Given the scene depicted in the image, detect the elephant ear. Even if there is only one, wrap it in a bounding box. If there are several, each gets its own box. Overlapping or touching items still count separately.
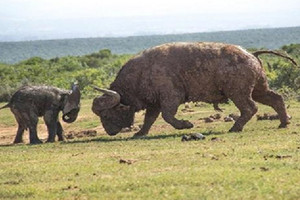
[63,83,81,116]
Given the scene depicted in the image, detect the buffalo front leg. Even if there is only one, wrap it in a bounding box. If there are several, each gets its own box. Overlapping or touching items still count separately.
[253,90,290,128]
[56,122,64,141]
[44,110,59,143]
[229,96,258,132]
[133,105,161,137]
[160,94,193,130]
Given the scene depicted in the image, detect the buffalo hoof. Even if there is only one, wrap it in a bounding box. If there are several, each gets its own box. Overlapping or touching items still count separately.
[132,131,148,139]
[30,139,43,145]
[184,121,194,129]
[229,126,243,132]
[278,123,288,128]
[132,134,147,139]
[175,120,194,129]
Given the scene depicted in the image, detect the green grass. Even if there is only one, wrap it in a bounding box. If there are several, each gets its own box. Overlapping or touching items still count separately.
[0,100,300,199]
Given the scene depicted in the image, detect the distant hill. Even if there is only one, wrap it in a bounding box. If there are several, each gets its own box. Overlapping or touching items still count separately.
[1,26,300,64]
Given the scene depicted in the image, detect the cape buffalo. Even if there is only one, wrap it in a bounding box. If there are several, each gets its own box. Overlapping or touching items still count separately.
[0,84,81,144]
[92,42,296,137]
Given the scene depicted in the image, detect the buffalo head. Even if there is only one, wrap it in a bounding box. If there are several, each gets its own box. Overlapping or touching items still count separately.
[62,84,81,123]
[92,86,134,135]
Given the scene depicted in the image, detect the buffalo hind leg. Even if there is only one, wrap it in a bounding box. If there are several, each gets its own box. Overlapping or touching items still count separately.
[229,96,258,132]
[161,96,193,130]
[253,90,289,128]
[133,105,161,137]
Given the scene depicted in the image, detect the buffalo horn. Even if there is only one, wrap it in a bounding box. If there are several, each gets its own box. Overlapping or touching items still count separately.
[92,85,121,106]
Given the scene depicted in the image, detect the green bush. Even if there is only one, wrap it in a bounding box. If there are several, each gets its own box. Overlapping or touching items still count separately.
[0,44,299,102]
[0,50,130,102]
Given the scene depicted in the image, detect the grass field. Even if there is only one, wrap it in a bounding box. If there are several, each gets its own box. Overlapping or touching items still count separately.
[0,99,299,199]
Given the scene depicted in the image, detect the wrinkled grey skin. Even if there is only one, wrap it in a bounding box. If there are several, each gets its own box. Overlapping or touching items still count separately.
[92,42,296,137]
[0,85,81,144]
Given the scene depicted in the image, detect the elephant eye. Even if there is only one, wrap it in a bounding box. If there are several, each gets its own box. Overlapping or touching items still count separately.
[101,112,108,119]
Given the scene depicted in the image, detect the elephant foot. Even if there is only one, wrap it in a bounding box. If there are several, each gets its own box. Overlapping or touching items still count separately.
[13,139,24,144]
[30,139,43,145]
[46,139,55,143]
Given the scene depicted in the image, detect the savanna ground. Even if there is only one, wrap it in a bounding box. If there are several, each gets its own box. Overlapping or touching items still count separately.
[0,99,299,199]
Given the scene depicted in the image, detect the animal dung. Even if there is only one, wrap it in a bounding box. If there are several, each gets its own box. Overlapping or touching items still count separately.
[119,158,137,164]
[201,113,222,123]
[228,113,239,121]
[65,130,97,139]
[256,113,279,121]
[181,133,206,141]
[204,117,215,123]
[194,102,206,107]
[224,116,234,122]
[210,137,224,142]
[211,113,222,120]
[120,125,141,133]
[181,108,195,113]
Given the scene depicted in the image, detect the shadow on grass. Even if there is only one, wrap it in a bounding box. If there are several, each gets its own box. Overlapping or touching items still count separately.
[61,133,183,144]
[0,131,226,147]
[61,130,226,145]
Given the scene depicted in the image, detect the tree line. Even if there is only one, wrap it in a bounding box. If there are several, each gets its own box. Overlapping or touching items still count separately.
[1,26,300,64]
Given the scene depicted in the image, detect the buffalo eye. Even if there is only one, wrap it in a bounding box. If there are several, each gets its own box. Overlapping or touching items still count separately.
[118,104,129,111]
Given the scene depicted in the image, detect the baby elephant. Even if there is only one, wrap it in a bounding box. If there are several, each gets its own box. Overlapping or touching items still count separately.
[0,84,81,144]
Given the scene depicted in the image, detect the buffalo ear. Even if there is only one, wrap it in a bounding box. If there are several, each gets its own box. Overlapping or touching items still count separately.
[63,83,81,115]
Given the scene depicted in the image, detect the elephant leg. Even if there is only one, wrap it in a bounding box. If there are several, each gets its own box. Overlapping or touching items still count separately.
[133,105,161,137]
[44,110,59,143]
[12,112,25,144]
[56,121,64,141]
[11,107,41,144]
[13,125,25,144]
[28,114,42,144]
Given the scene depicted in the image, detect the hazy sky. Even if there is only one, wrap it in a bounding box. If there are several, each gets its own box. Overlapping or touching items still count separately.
[0,0,299,41]
[1,0,299,20]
